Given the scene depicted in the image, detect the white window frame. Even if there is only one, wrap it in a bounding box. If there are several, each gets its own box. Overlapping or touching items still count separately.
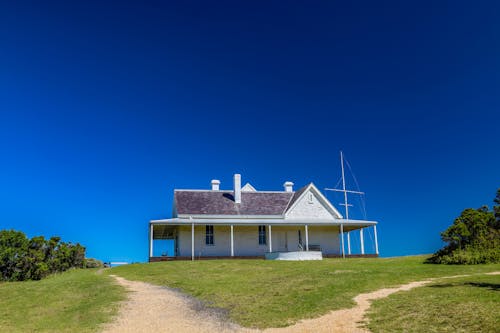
[258,225,267,245]
[205,225,214,245]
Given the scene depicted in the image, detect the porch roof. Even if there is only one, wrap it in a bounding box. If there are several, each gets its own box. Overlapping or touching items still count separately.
[150,217,377,230]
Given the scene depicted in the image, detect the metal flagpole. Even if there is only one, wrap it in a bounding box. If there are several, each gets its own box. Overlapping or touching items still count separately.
[325,151,365,258]
[340,151,348,259]
[341,151,349,220]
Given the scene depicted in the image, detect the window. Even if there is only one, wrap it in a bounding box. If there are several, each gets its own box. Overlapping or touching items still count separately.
[205,225,214,245]
[308,192,314,204]
[258,225,266,245]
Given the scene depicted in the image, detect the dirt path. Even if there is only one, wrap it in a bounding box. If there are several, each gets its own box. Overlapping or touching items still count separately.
[102,271,499,333]
[265,271,499,333]
[101,275,252,333]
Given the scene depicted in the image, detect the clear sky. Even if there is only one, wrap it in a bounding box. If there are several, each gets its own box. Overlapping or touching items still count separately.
[1,1,499,263]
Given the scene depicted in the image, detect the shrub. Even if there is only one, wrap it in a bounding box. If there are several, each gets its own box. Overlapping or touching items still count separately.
[431,244,500,265]
[0,229,86,281]
[427,189,500,265]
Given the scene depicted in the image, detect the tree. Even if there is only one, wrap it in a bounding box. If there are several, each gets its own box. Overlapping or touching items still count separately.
[45,236,61,272]
[428,189,500,264]
[20,235,49,280]
[440,207,495,249]
[0,230,87,281]
[0,230,28,281]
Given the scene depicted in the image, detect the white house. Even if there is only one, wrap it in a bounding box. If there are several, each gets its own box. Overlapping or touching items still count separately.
[149,174,378,261]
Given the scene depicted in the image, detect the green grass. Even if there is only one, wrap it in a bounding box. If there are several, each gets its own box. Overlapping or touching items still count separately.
[0,269,126,333]
[366,274,500,333]
[110,256,499,328]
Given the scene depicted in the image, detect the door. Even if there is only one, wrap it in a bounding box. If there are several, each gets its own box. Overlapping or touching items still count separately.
[277,232,287,252]
[287,230,299,251]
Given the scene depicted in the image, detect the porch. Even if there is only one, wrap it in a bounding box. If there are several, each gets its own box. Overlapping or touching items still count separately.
[148,219,379,261]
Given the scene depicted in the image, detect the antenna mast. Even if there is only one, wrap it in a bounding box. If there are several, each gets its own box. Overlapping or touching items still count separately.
[325,151,364,220]
[340,151,349,220]
[325,151,368,258]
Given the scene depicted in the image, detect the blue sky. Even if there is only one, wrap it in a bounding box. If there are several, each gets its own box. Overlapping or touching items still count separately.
[1,1,499,262]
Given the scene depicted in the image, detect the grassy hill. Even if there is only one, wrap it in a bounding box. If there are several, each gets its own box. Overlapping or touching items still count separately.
[110,256,499,329]
[0,269,125,333]
[366,273,499,332]
[0,256,497,332]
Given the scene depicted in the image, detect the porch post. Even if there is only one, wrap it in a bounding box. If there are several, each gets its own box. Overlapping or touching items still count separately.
[149,223,153,258]
[374,225,379,255]
[230,225,234,257]
[191,223,195,261]
[268,225,273,252]
[347,232,351,255]
[305,224,309,251]
[360,228,365,255]
[340,224,345,258]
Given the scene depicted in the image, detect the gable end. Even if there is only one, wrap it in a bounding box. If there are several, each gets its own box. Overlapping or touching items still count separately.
[285,183,343,220]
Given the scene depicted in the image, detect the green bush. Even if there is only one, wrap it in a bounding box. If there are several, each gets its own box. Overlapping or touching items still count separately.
[0,229,86,281]
[432,244,500,265]
[428,189,500,265]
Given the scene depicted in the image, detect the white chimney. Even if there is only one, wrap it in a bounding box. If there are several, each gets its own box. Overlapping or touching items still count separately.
[234,174,241,203]
[211,179,220,191]
[284,181,294,192]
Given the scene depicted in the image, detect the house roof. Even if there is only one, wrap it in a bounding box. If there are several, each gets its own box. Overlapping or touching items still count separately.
[173,182,346,219]
[286,184,309,209]
[174,190,294,216]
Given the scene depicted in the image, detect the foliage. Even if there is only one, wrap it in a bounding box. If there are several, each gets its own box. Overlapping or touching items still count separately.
[0,269,125,333]
[84,258,104,268]
[0,229,86,281]
[431,245,500,265]
[110,256,499,328]
[427,189,500,265]
[366,274,500,333]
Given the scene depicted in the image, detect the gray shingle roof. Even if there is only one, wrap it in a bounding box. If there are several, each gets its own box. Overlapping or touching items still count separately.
[174,188,308,216]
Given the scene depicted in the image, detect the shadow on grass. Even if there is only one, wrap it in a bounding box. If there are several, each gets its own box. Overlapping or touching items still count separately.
[429,282,500,291]
[464,282,500,291]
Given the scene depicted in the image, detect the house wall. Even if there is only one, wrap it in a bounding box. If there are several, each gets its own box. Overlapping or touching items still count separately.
[307,226,341,254]
[177,224,341,257]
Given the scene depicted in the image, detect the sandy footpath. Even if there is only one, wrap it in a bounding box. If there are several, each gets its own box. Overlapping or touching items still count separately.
[101,275,252,333]
[102,271,499,333]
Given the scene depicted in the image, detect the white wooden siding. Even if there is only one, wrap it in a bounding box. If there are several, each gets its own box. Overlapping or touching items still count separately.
[286,189,336,220]
[177,225,341,256]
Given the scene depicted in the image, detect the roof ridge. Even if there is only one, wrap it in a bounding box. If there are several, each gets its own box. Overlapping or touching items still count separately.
[174,189,291,193]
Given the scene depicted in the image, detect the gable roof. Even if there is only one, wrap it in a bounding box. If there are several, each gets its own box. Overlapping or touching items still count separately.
[241,183,257,192]
[285,183,343,219]
[174,183,342,218]
[174,190,293,216]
